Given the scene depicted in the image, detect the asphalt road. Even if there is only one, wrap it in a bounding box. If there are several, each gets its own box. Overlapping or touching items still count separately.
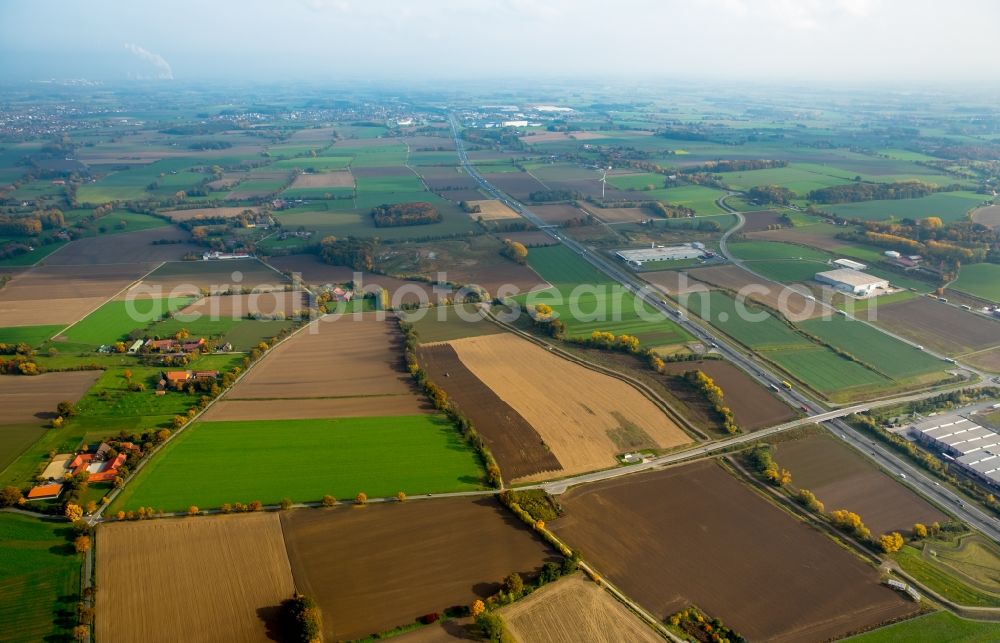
[450,114,1000,542]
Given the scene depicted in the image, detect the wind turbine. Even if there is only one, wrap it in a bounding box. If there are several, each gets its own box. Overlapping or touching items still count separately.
[600,166,611,199]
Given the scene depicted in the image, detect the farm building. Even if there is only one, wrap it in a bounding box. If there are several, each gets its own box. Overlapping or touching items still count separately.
[815,268,889,296]
[833,258,868,271]
[616,242,706,266]
[910,415,1000,487]
[26,483,64,501]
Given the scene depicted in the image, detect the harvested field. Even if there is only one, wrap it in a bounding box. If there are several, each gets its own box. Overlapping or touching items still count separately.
[482,172,547,200]
[288,170,354,188]
[501,574,662,643]
[0,263,153,326]
[641,269,711,295]
[687,264,824,322]
[214,314,424,418]
[44,227,197,265]
[774,433,948,534]
[498,230,557,247]
[746,226,848,252]
[964,347,1000,373]
[160,206,261,222]
[528,203,589,225]
[739,209,785,232]
[280,497,560,641]
[140,260,288,296]
[580,204,648,223]
[464,199,521,220]
[658,360,795,431]
[96,513,295,643]
[447,333,690,480]
[0,370,101,425]
[971,205,1000,229]
[551,461,916,642]
[874,297,1000,355]
[520,131,607,143]
[177,291,306,319]
[419,342,560,480]
[201,395,426,421]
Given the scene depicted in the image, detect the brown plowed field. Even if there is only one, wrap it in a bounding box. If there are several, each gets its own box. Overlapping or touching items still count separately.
[280,497,560,641]
[520,131,606,143]
[0,370,101,424]
[160,206,261,222]
[96,513,296,643]
[580,204,648,223]
[44,227,200,264]
[448,333,690,481]
[528,204,589,225]
[740,209,785,232]
[972,205,1000,229]
[641,270,711,295]
[0,263,153,326]
[659,360,795,431]
[214,314,423,418]
[202,395,428,421]
[964,347,1000,373]
[464,199,521,220]
[139,260,288,296]
[500,574,662,643]
[774,433,948,535]
[746,226,847,252]
[687,264,824,322]
[874,297,1000,355]
[482,172,548,200]
[177,291,306,319]
[288,170,354,188]
[418,343,561,480]
[551,461,916,642]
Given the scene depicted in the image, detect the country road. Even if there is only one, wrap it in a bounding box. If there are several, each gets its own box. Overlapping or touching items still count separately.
[449,114,1000,543]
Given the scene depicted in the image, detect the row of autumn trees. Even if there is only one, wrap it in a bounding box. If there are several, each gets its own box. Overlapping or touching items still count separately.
[745,443,946,555]
[684,370,739,435]
[400,320,503,488]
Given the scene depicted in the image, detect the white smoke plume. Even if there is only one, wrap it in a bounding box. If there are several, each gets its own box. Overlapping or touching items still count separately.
[123,43,173,79]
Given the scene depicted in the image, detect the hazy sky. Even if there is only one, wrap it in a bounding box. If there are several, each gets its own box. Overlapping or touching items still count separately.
[1,0,997,85]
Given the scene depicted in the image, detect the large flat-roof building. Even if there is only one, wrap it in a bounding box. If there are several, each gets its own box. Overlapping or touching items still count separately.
[910,415,1000,487]
[815,268,889,296]
[616,242,706,266]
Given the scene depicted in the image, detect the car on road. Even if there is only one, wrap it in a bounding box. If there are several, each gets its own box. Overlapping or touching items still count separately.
[899,473,906,478]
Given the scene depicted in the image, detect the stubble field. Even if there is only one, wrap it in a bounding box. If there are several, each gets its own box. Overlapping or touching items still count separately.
[96,513,296,643]
[446,332,690,480]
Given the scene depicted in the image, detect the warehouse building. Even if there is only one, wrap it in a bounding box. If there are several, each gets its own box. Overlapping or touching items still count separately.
[910,415,1000,487]
[616,242,706,266]
[815,268,889,296]
[833,258,868,271]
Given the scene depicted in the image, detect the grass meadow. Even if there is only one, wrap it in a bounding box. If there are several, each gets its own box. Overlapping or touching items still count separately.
[108,415,486,513]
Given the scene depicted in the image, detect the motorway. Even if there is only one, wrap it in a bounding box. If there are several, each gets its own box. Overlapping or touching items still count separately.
[449,114,1000,543]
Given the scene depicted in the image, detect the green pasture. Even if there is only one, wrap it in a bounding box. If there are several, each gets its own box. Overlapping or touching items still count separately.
[108,415,486,513]
[58,297,194,347]
[952,263,1000,303]
[0,514,81,643]
[819,191,987,224]
[0,325,63,347]
[844,611,1000,642]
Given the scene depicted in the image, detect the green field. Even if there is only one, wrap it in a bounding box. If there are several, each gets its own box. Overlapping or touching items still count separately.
[355,173,425,194]
[76,158,201,204]
[894,544,1000,608]
[58,296,194,347]
[607,172,664,191]
[798,316,948,379]
[952,263,1000,304]
[720,164,852,194]
[109,415,485,513]
[523,245,692,347]
[0,325,64,347]
[145,317,294,351]
[0,514,81,643]
[819,191,987,224]
[0,424,47,473]
[728,240,832,262]
[844,611,1000,642]
[272,156,352,171]
[659,185,728,214]
[745,259,831,283]
[679,290,892,395]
